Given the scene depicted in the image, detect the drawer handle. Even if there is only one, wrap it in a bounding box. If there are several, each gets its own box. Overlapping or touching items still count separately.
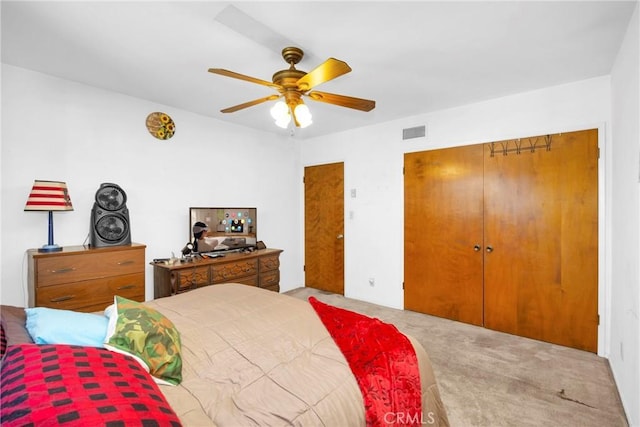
[117,284,136,290]
[117,260,135,266]
[50,295,74,303]
[51,267,76,274]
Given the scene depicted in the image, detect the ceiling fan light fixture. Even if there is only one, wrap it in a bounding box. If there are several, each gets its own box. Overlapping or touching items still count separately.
[274,116,291,129]
[294,103,312,128]
[270,100,288,120]
[270,100,291,128]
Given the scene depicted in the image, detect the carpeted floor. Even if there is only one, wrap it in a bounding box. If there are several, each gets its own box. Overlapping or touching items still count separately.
[284,287,628,427]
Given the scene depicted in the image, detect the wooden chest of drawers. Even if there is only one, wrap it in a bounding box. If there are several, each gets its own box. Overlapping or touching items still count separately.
[28,243,146,313]
[153,248,282,298]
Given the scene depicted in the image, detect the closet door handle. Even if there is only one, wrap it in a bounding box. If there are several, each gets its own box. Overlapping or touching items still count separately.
[473,244,481,252]
[486,245,494,253]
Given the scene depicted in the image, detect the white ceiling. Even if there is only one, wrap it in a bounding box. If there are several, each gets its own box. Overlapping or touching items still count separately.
[2,1,636,139]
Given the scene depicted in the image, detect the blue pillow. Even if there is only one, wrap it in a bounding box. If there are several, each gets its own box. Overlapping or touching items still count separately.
[25,307,108,347]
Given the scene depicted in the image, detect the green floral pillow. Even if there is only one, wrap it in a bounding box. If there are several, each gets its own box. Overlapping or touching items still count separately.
[104,296,182,385]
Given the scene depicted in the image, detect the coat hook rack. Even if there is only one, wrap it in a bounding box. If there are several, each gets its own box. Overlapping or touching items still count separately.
[489,134,553,157]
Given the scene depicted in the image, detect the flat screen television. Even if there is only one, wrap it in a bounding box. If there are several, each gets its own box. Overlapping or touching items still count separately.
[189,207,257,251]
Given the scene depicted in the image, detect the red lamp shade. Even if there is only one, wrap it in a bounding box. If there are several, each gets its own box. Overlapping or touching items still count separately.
[25,180,73,252]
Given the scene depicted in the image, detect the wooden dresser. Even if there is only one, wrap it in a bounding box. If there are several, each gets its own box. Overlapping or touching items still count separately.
[28,243,146,313]
[153,248,283,298]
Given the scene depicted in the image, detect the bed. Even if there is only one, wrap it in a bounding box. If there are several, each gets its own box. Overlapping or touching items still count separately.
[1,283,449,426]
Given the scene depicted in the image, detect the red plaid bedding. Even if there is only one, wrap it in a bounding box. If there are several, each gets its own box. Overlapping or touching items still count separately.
[1,344,182,426]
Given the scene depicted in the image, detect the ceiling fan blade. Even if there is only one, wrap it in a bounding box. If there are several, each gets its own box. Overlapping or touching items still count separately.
[208,68,281,89]
[296,58,352,91]
[220,94,280,113]
[307,91,375,112]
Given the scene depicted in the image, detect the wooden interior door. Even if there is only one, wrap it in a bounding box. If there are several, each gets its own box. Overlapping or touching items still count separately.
[304,162,344,294]
[483,129,599,352]
[404,145,485,326]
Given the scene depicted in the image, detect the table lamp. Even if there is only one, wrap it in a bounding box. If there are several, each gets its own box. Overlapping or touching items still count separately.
[24,180,74,252]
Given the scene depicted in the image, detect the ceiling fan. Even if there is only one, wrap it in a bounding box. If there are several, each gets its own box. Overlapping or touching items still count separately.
[208,47,375,128]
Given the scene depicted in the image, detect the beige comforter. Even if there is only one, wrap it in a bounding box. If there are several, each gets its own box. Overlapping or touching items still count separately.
[147,284,448,426]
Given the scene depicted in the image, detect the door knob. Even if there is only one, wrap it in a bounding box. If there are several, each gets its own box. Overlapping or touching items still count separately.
[473,244,481,252]
[486,245,494,253]
[337,234,344,239]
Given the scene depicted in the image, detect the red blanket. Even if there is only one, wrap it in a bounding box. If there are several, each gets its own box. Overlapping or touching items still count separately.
[308,297,422,426]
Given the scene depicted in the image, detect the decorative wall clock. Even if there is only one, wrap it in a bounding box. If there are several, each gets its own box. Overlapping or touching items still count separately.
[145,112,175,140]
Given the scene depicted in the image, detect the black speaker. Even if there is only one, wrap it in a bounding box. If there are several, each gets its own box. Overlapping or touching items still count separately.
[90,183,131,247]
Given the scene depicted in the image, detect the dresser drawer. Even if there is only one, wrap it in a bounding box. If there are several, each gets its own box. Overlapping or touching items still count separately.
[232,276,258,287]
[36,249,145,288]
[259,255,280,272]
[259,270,280,289]
[176,266,210,291]
[212,259,258,282]
[36,273,145,311]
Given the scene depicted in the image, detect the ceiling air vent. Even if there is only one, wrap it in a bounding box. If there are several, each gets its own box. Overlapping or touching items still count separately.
[402,125,426,140]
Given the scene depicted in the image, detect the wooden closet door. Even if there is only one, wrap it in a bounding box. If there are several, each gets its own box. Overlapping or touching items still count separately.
[483,129,599,352]
[304,162,345,294]
[404,145,484,326]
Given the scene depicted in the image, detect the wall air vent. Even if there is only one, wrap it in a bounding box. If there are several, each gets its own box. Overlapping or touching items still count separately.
[402,125,426,140]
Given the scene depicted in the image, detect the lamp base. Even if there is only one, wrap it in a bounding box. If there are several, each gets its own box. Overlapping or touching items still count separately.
[38,244,62,253]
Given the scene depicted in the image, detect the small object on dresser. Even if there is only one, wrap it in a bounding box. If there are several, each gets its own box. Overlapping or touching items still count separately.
[24,180,74,253]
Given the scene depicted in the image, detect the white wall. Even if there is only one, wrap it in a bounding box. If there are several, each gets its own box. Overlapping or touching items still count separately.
[610,3,640,425]
[1,64,305,307]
